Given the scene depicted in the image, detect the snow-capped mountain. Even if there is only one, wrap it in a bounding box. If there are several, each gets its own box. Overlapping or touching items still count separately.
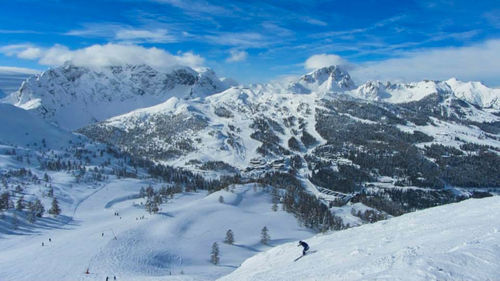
[3,62,500,224]
[446,78,500,109]
[2,63,230,130]
[287,65,356,94]
[350,78,500,110]
[0,63,499,281]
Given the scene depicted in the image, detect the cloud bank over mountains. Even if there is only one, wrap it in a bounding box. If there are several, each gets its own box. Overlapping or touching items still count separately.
[0,43,205,71]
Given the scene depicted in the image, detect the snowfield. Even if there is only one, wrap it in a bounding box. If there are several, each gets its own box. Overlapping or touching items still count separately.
[0,181,313,281]
[218,196,500,281]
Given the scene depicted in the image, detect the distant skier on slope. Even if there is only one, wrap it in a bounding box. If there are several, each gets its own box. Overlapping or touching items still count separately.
[298,240,309,256]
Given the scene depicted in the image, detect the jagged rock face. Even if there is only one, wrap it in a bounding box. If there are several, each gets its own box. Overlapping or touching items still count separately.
[4,64,229,130]
[351,78,500,110]
[287,65,356,94]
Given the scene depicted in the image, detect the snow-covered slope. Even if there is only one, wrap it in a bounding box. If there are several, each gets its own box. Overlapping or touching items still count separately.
[219,196,500,281]
[0,103,76,147]
[0,181,313,281]
[3,63,229,130]
[446,78,500,109]
[350,78,500,110]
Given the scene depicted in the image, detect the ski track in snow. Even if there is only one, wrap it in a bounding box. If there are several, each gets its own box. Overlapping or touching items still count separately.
[0,181,313,281]
[218,197,500,281]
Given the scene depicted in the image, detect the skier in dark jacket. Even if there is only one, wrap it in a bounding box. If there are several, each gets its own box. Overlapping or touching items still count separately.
[298,240,309,255]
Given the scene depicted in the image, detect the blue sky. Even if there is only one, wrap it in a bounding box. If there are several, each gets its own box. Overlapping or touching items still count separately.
[1,0,500,85]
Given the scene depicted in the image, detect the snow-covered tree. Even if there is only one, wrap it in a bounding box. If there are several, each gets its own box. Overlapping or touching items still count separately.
[43,173,50,182]
[145,186,154,198]
[224,229,234,244]
[47,186,54,197]
[0,192,11,211]
[145,197,159,214]
[210,242,220,265]
[16,196,25,211]
[272,202,278,212]
[48,198,61,216]
[31,198,45,218]
[261,226,270,245]
[139,186,146,197]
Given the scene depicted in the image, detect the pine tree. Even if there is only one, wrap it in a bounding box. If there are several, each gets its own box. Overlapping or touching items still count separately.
[26,202,36,223]
[145,197,159,214]
[210,242,220,265]
[16,196,25,211]
[224,229,234,244]
[139,187,146,197]
[272,202,278,212]
[32,198,45,217]
[48,198,61,216]
[47,186,54,197]
[260,226,270,245]
[0,192,10,211]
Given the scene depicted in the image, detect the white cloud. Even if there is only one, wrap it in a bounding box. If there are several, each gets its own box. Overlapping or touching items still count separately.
[66,25,177,43]
[226,49,248,63]
[0,66,40,75]
[17,47,43,59]
[351,39,500,87]
[0,43,205,70]
[304,54,350,70]
[114,28,175,43]
[205,32,271,48]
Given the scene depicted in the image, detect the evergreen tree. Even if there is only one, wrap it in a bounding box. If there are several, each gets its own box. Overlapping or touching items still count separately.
[139,187,146,198]
[145,186,154,197]
[44,173,50,182]
[0,192,10,211]
[145,197,159,214]
[47,186,54,197]
[31,198,45,217]
[272,202,278,212]
[48,198,61,216]
[210,242,220,265]
[16,196,25,211]
[224,229,234,244]
[260,226,270,245]
[26,202,36,223]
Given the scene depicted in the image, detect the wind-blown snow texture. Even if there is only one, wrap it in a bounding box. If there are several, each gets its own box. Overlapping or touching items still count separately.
[219,197,500,281]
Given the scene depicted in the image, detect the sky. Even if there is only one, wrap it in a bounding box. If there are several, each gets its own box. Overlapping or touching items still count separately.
[0,0,500,86]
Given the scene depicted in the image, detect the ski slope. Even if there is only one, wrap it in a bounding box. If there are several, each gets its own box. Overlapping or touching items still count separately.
[0,181,313,281]
[218,197,500,281]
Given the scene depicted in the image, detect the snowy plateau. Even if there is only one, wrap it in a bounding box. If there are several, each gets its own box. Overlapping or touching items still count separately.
[0,63,499,281]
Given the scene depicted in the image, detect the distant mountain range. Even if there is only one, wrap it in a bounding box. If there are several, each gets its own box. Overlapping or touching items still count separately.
[2,63,499,219]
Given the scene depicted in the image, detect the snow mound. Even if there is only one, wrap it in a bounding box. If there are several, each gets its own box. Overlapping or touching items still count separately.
[218,197,500,281]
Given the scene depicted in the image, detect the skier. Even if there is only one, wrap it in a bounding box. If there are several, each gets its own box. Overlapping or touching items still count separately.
[106,277,109,281]
[49,238,51,242]
[298,240,309,256]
